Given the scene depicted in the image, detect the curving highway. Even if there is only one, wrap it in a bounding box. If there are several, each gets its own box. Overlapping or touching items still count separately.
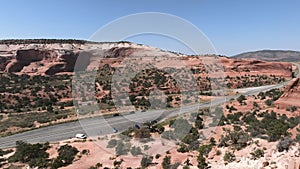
[0,63,299,149]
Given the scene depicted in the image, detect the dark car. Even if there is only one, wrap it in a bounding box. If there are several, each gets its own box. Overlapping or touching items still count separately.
[150,120,158,124]
[113,113,120,117]
[134,124,140,129]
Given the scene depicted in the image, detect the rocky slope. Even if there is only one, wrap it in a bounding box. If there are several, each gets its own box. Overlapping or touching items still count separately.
[0,40,299,169]
[275,78,300,113]
[0,40,294,78]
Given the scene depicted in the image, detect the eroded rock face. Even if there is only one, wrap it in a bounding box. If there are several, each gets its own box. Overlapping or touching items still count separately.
[7,49,58,73]
[275,78,300,110]
[0,56,12,71]
[221,57,293,78]
[106,47,136,58]
[16,49,56,61]
[0,42,143,75]
[0,41,295,79]
[45,51,92,75]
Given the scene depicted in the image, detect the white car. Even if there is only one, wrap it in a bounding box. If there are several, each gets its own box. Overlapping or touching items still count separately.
[75,133,87,139]
[113,128,118,133]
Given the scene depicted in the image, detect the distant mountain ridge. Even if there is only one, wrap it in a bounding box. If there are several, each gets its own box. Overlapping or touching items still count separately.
[233,50,300,62]
[0,39,132,45]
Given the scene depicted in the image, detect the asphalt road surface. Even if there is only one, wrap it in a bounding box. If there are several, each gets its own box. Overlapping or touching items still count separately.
[0,63,299,148]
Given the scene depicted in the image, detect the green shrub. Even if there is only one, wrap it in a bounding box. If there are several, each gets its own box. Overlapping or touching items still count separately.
[9,141,50,168]
[140,155,153,168]
[107,139,117,148]
[237,95,246,104]
[197,154,208,169]
[296,128,300,143]
[198,144,212,157]
[218,129,249,150]
[177,143,189,153]
[223,152,236,163]
[162,156,171,169]
[0,149,13,156]
[51,144,79,169]
[155,154,161,159]
[115,141,130,156]
[277,137,293,152]
[250,149,264,160]
[130,146,142,156]
[264,99,273,106]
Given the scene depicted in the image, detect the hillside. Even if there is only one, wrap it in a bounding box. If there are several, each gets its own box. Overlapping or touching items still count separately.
[0,39,294,136]
[0,40,299,169]
[233,50,300,62]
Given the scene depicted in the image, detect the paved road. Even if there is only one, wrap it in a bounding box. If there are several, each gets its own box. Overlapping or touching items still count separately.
[0,63,299,148]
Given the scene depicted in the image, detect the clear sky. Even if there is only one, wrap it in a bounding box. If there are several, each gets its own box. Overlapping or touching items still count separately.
[1,0,300,56]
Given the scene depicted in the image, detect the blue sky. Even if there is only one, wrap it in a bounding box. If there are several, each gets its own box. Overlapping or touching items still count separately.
[1,0,300,56]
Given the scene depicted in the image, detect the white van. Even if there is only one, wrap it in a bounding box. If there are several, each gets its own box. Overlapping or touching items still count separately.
[75,133,87,139]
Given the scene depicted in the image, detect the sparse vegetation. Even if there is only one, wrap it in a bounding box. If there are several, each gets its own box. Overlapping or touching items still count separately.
[250,148,264,160]
[140,155,153,168]
[0,41,298,168]
[130,146,142,156]
[107,139,118,148]
[223,151,236,163]
[9,141,50,168]
[51,144,79,169]
[115,141,131,156]
[277,137,293,152]
[162,156,171,169]
[218,128,249,150]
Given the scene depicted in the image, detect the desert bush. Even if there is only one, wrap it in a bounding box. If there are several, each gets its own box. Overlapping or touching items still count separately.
[223,152,236,163]
[113,159,124,167]
[218,129,249,150]
[135,127,151,139]
[0,149,13,156]
[286,106,298,112]
[226,112,243,124]
[140,155,153,168]
[237,95,246,104]
[195,114,204,129]
[277,137,293,152]
[296,128,300,143]
[197,153,208,169]
[155,154,161,159]
[253,102,259,108]
[177,143,189,153]
[115,141,130,156]
[264,99,273,106]
[51,144,79,169]
[162,156,171,169]
[107,139,117,148]
[198,144,212,157]
[9,141,50,168]
[130,146,142,156]
[250,149,264,160]
[216,150,222,156]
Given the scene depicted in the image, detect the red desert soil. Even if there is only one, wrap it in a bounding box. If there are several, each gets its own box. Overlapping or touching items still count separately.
[275,77,300,114]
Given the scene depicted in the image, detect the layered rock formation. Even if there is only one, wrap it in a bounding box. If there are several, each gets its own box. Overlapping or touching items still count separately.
[0,39,294,80]
[275,78,300,111]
